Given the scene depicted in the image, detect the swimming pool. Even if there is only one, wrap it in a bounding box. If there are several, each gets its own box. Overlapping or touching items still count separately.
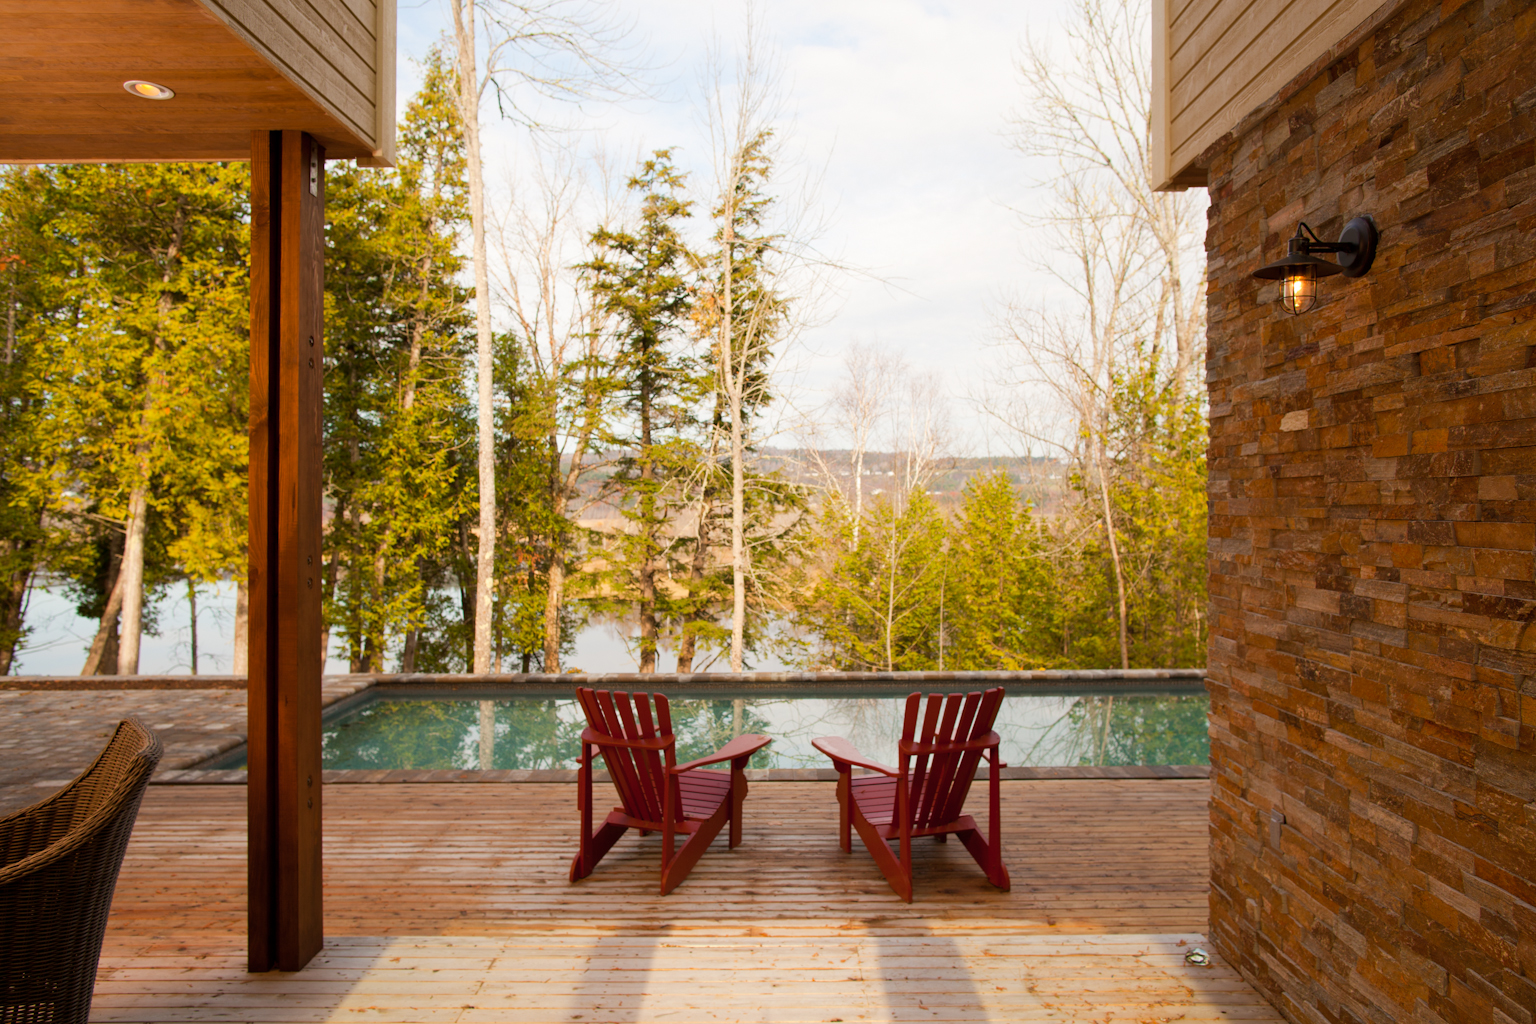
[210,678,1209,770]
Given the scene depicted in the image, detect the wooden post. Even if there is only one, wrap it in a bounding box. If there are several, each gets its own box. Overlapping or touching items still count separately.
[248,129,325,973]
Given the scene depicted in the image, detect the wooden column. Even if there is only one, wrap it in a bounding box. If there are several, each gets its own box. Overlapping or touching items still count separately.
[248,129,325,973]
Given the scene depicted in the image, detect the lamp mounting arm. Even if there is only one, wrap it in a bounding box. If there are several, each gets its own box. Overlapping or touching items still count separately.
[1291,223,1354,256]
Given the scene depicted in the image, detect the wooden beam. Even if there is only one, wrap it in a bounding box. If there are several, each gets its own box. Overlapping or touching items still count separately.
[247,129,325,973]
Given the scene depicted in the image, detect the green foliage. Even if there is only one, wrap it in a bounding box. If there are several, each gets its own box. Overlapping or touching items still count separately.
[322,49,474,671]
[796,440,1206,673]
[797,490,948,671]
[493,328,582,670]
[944,474,1062,669]
[1101,355,1209,668]
[583,151,703,666]
[0,160,250,670]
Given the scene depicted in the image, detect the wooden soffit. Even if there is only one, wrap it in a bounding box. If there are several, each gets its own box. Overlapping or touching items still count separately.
[0,0,395,165]
[1150,0,1402,191]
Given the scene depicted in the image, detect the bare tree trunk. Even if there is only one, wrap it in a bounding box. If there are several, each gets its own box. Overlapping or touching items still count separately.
[233,579,249,675]
[187,578,199,675]
[1095,439,1131,670]
[542,557,564,672]
[82,565,125,676]
[451,0,496,676]
[116,485,149,675]
[401,629,419,672]
[638,547,658,673]
[720,205,749,672]
[0,541,32,676]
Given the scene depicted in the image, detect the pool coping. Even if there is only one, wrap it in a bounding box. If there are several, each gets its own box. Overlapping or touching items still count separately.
[155,764,1212,785]
[6,668,1208,692]
[188,671,1212,772]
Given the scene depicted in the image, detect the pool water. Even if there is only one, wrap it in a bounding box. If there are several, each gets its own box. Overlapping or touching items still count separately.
[222,687,1209,770]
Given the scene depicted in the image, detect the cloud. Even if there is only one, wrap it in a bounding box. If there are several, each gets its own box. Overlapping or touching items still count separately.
[395,0,1082,452]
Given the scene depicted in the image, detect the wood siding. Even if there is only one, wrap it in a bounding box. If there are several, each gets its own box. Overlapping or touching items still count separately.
[1152,0,1389,190]
[198,0,393,160]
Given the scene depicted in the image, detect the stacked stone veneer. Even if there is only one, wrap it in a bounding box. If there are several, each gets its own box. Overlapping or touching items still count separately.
[1204,0,1536,1021]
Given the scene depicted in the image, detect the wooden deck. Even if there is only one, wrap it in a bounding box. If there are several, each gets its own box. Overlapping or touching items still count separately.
[94,779,1283,1022]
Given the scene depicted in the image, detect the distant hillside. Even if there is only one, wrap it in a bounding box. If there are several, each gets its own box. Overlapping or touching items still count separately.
[574,448,1072,520]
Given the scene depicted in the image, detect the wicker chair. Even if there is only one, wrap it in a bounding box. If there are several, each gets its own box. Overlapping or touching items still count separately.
[0,718,162,1024]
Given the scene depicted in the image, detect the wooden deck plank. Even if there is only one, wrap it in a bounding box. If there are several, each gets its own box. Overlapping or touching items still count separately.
[89,780,1284,1023]
[105,780,1213,936]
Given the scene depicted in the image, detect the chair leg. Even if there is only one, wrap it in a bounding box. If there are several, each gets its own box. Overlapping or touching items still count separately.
[661,802,729,895]
[850,807,913,902]
[569,820,628,882]
[728,768,747,849]
[956,828,1010,891]
[836,771,852,853]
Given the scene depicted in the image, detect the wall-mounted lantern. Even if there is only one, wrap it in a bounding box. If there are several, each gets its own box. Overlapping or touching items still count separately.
[1253,216,1377,314]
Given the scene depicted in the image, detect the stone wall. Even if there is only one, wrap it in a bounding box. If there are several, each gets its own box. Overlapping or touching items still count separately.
[1203,0,1536,1021]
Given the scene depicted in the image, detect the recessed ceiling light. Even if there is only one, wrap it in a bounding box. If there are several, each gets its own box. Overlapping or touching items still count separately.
[123,80,175,101]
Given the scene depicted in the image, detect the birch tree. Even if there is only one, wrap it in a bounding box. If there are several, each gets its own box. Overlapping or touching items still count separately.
[700,19,827,670]
[446,0,628,672]
[987,0,1207,670]
[489,147,617,672]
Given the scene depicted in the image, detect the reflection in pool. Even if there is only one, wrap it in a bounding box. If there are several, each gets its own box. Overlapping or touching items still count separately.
[302,690,1208,771]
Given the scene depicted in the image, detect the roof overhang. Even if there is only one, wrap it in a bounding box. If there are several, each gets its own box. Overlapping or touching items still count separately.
[0,0,394,165]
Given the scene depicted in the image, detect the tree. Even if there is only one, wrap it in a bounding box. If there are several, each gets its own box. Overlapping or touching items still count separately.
[323,52,474,674]
[447,0,630,674]
[943,473,1060,670]
[18,163,250,675]
[700,20,828,670]
[0,171,58,674]
[799,490,947,671]
[585,151,698,673]
[986,0,1207,670]
[489,146,619,671]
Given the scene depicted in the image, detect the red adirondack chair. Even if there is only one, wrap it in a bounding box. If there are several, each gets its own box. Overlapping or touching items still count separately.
[570,688,772,895]
[812,688,1010,902]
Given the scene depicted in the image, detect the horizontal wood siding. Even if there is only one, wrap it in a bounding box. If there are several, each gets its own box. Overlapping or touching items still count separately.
[1152,0,1386,189]
[198,0,378,150]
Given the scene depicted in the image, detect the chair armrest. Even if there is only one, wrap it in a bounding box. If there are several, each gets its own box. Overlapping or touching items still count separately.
[812,736,899,776]
[671,734,772,773]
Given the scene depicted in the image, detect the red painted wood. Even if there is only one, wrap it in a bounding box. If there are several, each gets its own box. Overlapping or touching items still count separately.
[247,129,325,973]
[569,688,771,895]
[813,688,1011,902]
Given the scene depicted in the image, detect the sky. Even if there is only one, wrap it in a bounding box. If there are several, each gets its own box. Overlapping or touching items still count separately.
[396,0,1079,453]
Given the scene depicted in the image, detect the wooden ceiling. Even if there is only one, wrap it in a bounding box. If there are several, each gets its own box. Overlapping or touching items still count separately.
[0,0,375,163]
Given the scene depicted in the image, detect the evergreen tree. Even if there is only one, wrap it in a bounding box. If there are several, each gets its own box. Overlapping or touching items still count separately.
[0,170,59,674]
[323,50,474,672]
[15,162,250,674]
[585,151,699,673]
[798,490,947,671]
[944,473,1061,669]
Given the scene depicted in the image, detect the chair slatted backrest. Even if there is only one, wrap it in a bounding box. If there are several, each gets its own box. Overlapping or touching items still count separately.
[901,688,1005,831]
[575,688,675,824]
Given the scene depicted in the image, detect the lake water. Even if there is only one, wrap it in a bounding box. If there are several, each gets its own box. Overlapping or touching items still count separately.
[12,585,795,675]
[215,685,1208,770]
